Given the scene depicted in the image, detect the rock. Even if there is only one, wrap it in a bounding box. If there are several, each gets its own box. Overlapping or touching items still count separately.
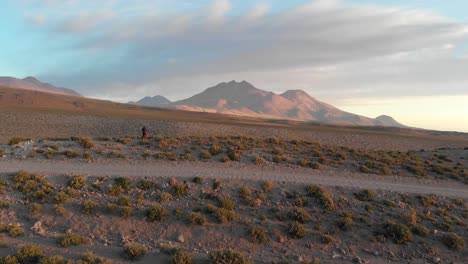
[353,257,366,264]
[332,253,341,259]
[177,234,185,243]
[278,235,287,243]
[169,178,178,186]
[373,251,379,256]
[31,221,46,236]
[432,257,441,263]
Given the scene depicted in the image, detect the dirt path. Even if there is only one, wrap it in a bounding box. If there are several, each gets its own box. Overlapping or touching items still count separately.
[0,159,467,198]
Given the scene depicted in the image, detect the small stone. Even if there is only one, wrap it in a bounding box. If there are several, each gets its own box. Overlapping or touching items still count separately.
[373,251,379,256]
[31,221,46,236]
[177,234,185,243]
[169,178,178,186]
[332,253,341,259]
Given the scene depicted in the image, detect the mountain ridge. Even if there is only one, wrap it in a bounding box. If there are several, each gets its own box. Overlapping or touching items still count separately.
[0,76,81,97]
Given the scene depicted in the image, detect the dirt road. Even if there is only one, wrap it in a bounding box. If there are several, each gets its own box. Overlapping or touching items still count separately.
[0,159,466,198]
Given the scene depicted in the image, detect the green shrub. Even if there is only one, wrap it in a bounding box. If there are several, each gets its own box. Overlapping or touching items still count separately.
[354,189,375,201]
[15,245,44,263]
[39,255,70,264]
[171,250,193,264]
[146,206,169,222]
[122,243,146,261]
[219,197,235,211]
[54,191,69,204]
[160,192,172,203]
[306,185,335,211]
[114,177,132,191]
[442,233,464,251]
[289,221,307,239]
[7,224,24,237]
[30,203,42,215]
[289,208,312,223]
[337,216,353,231]
[209,144,222,155]
[406,165,427,177]
[68,176,86,190]
[188,212,207,226]
[200,151,212,159]
[172,185,188,198]
[78,251,109,264]
[64,150,79,158]
[193,177,203,184]
[320,234,337,245]
[412,225,429,236]
[0,255,19,264]
[262,181,273,192]
[384,222,413,244]
[79,137,95,149]
[137,180,154,190]
[213,208,238,224]
[0,200,10,209]
[227,150,240,161]
[213,180,222,190]
[83,153,93,160]
[419,195,435,206]
[116,196,132,206]
[54,204,69,217]
[209,250,251,264]
[81,200,97,214]
[249,226,268,244]
[58,233,89,247]
[120,207,133,218]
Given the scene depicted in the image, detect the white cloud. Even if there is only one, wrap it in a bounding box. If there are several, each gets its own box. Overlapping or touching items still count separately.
[207,0,232,28]
[242,3,270,22]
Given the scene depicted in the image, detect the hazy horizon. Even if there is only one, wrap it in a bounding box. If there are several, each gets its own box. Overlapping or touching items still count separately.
[1,0,467,132]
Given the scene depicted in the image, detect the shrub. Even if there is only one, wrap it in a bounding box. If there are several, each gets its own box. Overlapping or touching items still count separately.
[384,222,413,244]
[337,216,353,231]
[171,250,193,264]
[227,150,240,161]
[58,233,89,247]
[406,165,427,177]
[120,207,132,218]
[137,180,153,190]
[220,156,230,162]
[193,177,203,184]
[442,233,464,251]
[419,195,435,207]
[146,206,169,222]
[0,255,19,264]
[64,150,79,158]
[249,226,268,244]
[30,203,42,215]
[320,234,337,245]
[15,245,44,263]
[213,180,222,190]
[39,255,70,264]
[412,225,429,236]
[7,224,24,237]
[306,185,335,211]
[54,204,69,217]
[200,151,212,160]
[209,250,250,264]
[0,149,6,156]
[209,144,222,155]
[219,197,235,211]
[68,176,86,190]
[122,243,146,261]
[79,137,95,149]
[116,196,132,206]
[289,221,307,239]
[262,181,273,192]
[78,251,109,264]
[54,191,69,204]
[290,208,312,223]
[160,192,172,203]
[81,200,97,214]
[213,208,238,224]
[400,208,418,226]
[8,137,29,146]
[0,200,9,209]
[172,185,188,198]
[189,212,207,226]
[83,153,93,160]
[114,177,132,192]
[354,189,375,201]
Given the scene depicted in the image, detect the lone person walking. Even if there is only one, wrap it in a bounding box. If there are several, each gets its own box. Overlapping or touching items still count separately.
[141,126,148,140]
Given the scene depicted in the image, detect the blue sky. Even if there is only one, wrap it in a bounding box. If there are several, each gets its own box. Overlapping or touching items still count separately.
[0,0,467,132]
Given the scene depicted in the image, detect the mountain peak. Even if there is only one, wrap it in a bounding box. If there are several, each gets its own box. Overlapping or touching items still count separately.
[130,95,171,107]
[23,76,40,83]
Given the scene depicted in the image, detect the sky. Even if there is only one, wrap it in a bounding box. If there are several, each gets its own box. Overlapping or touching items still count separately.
[0,0,467,132]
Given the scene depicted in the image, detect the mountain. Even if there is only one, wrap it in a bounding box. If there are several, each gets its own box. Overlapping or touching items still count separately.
[0,76,81,97]
[129,95,171,107]
[375,115,406,128]
[169,80,405,127]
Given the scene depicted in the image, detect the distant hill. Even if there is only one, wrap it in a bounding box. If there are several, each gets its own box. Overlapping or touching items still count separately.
[0,76,81,97]
[129,95,171,107]
[169,80,406,127]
